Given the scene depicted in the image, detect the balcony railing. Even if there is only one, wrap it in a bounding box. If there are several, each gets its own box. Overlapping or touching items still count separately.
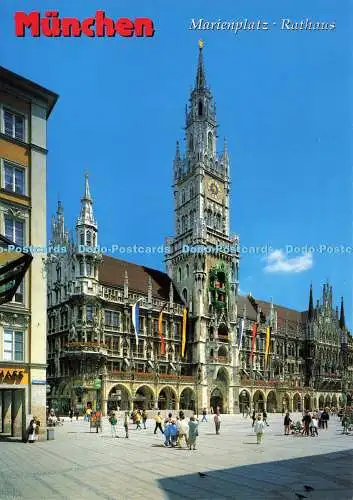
[208,356,229,364]
[107,370,195,384]
[63,342,108,356]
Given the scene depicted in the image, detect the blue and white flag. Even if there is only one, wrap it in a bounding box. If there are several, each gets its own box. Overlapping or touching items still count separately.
[238,319,245,349]
[132,299,143,345]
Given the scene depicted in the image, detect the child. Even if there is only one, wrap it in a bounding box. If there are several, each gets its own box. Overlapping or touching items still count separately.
[188,416,199,450]
[254,415,265,444]
[123,411,129,438]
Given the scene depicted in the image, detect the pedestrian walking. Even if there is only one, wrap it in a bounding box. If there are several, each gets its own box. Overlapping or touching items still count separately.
[142,409,148,429]
[254,415,266,444]
[124,411,129,438]
[310,416,318,436]
[109,413,118,438]
[201,408,207,422]
[188,416,199,450]
[284,412,292,435]
[74,408,79,421]
[214,413,221,435]
[69,408,73,422]
[154,411,164,434]
[169,419,178,447]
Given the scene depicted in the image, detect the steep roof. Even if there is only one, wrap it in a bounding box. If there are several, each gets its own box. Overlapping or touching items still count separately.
[254,298,306,330]
[99,255,183,304]
[237,295,258,321]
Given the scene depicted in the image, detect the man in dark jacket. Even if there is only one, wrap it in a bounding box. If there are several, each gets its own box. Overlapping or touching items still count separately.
[321,409,330,429]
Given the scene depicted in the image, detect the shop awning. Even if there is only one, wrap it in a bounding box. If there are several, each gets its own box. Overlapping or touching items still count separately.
[0,234,32,305]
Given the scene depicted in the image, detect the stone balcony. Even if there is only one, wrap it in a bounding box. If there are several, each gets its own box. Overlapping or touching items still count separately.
[62,342,108,357]
[107,370,195,384]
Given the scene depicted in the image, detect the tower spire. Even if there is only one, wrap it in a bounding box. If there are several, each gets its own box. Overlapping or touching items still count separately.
[340,296,346,330]
[77,173,96,227]
[196,39,206,90]
[308,283,314,322]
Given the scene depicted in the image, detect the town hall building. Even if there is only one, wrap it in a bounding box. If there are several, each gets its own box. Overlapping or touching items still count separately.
[46,43,353,415]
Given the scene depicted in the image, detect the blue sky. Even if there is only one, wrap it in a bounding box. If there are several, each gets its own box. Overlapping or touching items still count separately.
[1,0,352,326]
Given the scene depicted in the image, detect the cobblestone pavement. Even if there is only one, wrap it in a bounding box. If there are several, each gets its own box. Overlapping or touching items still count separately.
[0,413,352,500]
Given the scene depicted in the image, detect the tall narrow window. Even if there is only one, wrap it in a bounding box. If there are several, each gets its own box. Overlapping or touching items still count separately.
[5,216,24,246]
[4,329,24,361]
[86,230,92,247]
[198,101,203,116]
[178,268,181,282]
[86,304,93,321]
[208,132,213,155]
[4,162,25,195]
[4,109,25,141]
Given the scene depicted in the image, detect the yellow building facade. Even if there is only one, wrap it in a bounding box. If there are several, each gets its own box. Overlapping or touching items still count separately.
[0,67,58,440]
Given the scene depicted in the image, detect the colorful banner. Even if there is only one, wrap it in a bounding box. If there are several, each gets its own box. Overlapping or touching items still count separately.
[158,303,167,355]
[238,319,245,349]
[132,298,143,345]
[250,323,257,362]
[181,307,187,357]
[265,326,271,367]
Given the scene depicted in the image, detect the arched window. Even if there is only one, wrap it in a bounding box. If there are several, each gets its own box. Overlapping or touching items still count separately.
[182,288,188,303]
[79,261,84,275]
[86,260,91,276]
[198,101,203,116]
[178,268,181,282]
[93,232,96,247]
[208,131,213,155]
[186,264,189,278]
[80,232,84,245]
[86,230,92,246]
[189,135,193,152]
[189,183,194,199]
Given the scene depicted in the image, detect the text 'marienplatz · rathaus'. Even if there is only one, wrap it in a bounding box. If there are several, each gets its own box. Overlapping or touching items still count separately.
[46,43,353,415]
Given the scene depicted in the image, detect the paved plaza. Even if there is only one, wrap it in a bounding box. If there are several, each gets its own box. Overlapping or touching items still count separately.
[0,413,352,500]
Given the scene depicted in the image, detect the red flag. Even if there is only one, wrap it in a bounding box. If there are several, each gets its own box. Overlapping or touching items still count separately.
[250,323,257,363]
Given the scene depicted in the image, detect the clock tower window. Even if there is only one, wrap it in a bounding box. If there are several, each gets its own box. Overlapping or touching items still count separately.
[208,131,213,155]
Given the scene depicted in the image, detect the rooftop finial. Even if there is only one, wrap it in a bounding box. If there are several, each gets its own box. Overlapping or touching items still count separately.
[195,40,206,89]
[198,39,204,49]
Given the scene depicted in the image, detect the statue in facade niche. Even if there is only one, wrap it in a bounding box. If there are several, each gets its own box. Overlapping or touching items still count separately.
[69,323,77,341]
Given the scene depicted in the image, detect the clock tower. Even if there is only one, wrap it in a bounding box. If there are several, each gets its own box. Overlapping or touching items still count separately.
[165,41,241,413]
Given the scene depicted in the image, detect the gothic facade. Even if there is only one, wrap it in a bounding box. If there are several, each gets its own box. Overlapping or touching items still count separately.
[46,44,353,415]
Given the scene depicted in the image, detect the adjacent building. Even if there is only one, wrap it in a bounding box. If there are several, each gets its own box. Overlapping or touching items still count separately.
[0,67,58,439]
[46,44,352,415]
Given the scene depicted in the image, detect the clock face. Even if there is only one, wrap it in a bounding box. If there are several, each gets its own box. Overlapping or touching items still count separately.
[208,181,219,197]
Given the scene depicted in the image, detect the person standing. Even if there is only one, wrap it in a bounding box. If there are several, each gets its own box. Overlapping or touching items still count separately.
[251,409,256,427]
[109,413,118,438]
[177,415,189,448]
[188,416,199,450]
[284,413,292,435]
[142,409,148,429]
[123,411,129,438]
[262,409,269,426]
[27,417,37,443]
[154,412,164,435]
[135,410,142,430]
[310,415,318,436]
[74,408,79,421]
[254,415,265,444]
[321,409,329,429]
[214,413,221,435]
[69,409,73,422]
[201,408,207,422]
[302,411,312,436]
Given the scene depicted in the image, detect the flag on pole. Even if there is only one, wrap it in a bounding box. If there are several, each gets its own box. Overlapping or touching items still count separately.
[250,323,257,363]
[132,298,143,345]
[181,307,187,357]
[238,319,245,349]
[265,326,271,367]
[158,303,168,355]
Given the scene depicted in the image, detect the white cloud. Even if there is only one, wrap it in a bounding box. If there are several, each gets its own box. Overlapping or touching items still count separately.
[263,249,313,274]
